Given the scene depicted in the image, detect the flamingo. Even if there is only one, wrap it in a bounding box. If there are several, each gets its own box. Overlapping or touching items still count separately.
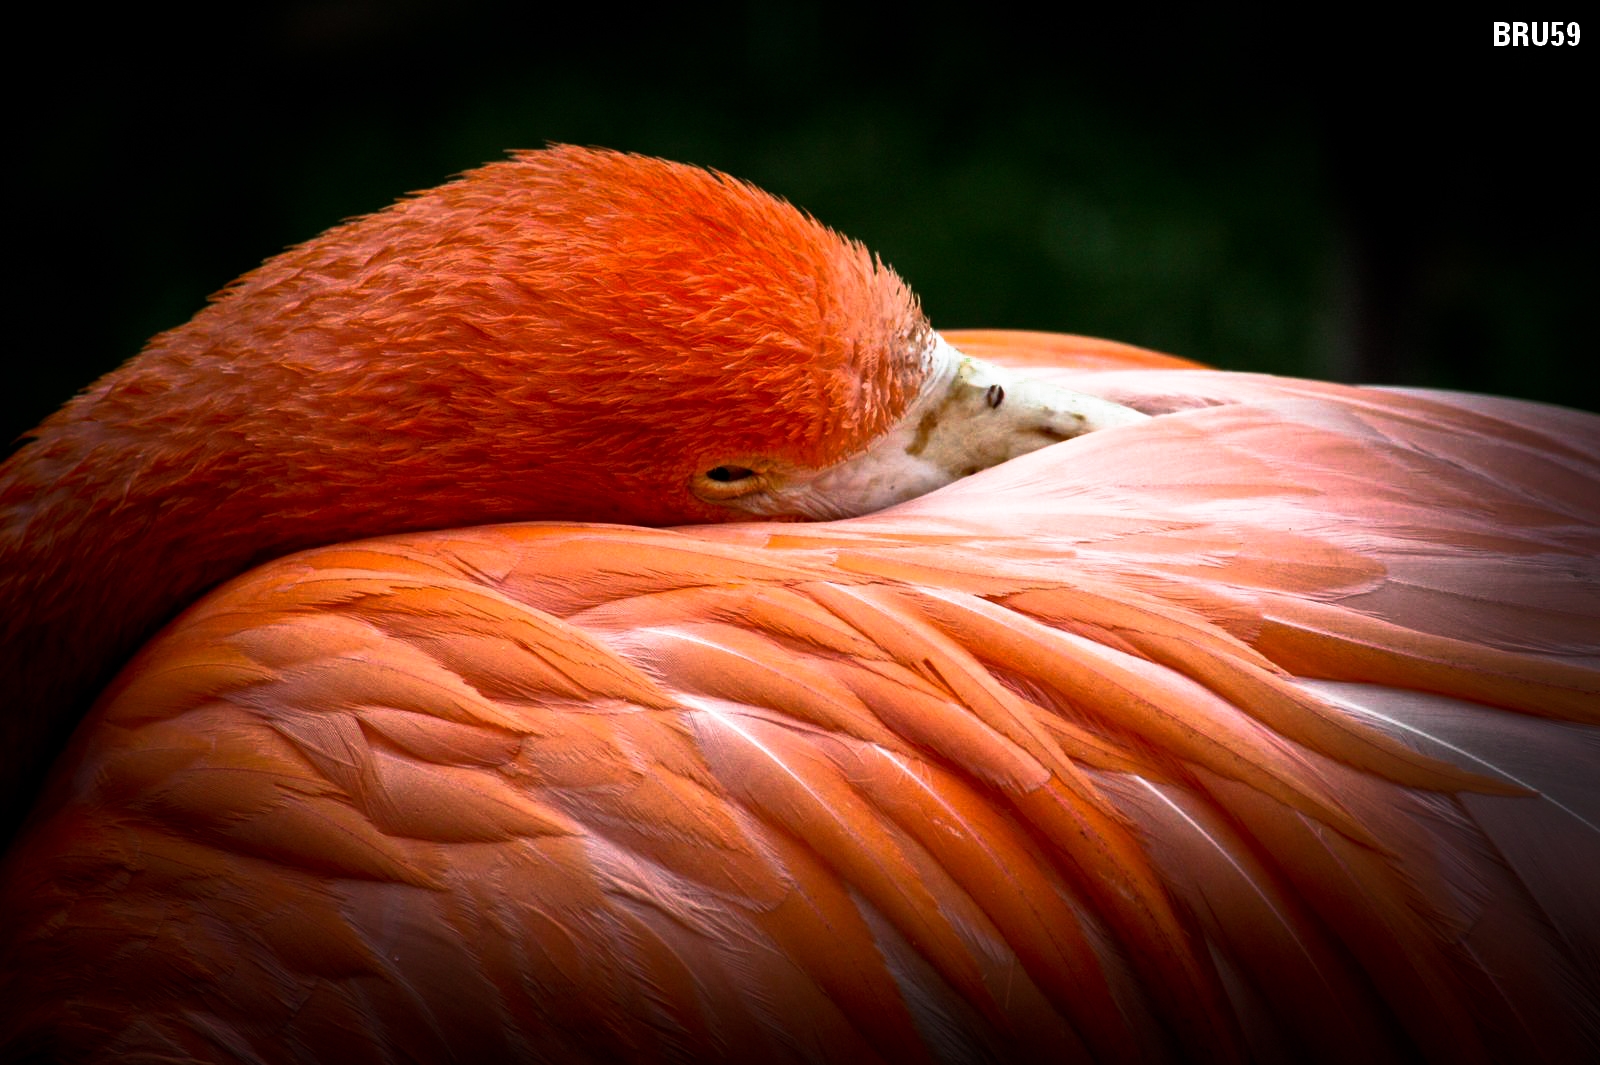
[1,147,1596,1064]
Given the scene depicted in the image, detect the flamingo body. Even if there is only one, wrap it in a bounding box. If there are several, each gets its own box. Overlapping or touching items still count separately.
[1,152,1598,1063]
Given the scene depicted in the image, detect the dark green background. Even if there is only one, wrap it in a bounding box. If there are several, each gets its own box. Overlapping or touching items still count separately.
[11,6,1593,452]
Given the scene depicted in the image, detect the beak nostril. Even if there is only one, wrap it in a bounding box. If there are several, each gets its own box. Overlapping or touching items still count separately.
[986,384,1005,409]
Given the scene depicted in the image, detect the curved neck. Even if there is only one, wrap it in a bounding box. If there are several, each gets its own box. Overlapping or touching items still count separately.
[1,406,282,836]
[0,361,640,839]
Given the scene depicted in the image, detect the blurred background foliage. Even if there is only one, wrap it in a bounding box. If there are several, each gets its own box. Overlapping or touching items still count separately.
[11,4,1593,450]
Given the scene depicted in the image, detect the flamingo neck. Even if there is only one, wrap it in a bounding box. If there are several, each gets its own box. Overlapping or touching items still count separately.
[0,146,937,838]
[0,394,379,832]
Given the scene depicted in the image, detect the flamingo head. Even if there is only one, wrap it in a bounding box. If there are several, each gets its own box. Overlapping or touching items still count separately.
[92,145,1142,534]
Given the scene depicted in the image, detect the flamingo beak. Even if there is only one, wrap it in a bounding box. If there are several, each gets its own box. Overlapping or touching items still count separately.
[718,333,1150,520]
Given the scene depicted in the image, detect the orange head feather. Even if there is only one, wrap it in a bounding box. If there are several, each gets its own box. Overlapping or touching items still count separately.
[150,145,933,527]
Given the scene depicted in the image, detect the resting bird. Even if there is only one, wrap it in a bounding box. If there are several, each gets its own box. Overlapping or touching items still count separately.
[1,147,1596,1064]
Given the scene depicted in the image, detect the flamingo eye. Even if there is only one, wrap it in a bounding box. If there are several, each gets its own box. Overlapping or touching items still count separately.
[691,463,769,503]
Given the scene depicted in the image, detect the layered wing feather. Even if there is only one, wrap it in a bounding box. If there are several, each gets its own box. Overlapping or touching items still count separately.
[3,335,1597,1063]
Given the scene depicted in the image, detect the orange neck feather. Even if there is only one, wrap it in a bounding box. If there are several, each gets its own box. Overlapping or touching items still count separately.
[0,146,931,831]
